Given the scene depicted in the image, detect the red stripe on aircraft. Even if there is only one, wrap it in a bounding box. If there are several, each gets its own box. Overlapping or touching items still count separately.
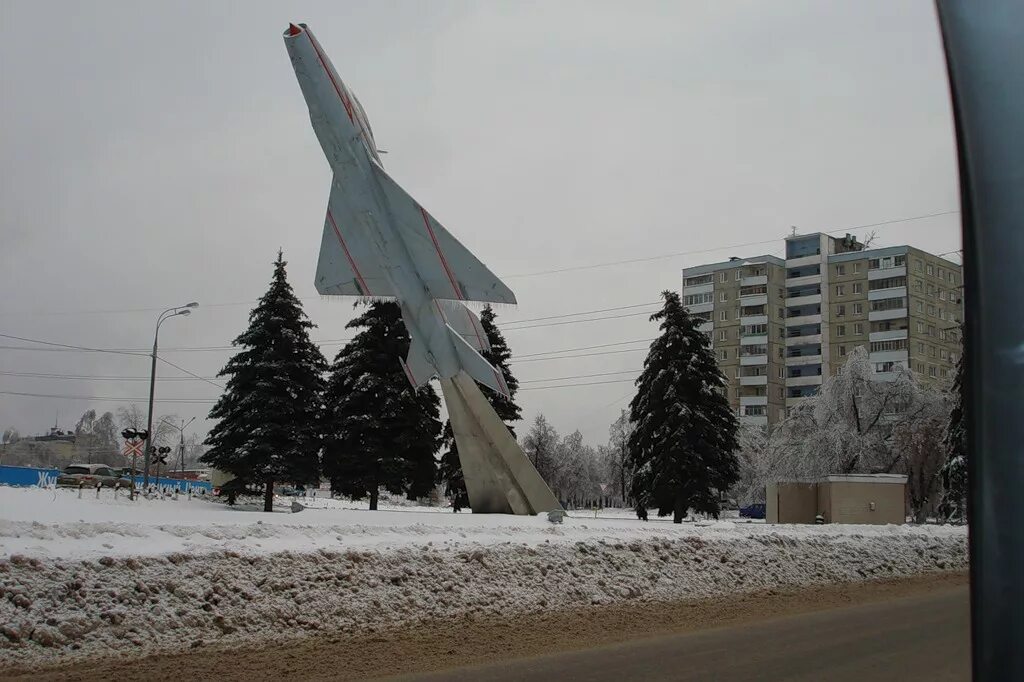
[401,358,418,388]
[326,209,371,295]
[420,207,462,300]
[306,33,354,123]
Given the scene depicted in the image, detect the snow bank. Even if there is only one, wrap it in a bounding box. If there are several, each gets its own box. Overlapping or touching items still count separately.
[0,487,967,670]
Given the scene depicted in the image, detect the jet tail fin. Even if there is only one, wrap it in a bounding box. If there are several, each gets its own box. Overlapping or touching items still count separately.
[445,324,510,398]
[400,337,436,391]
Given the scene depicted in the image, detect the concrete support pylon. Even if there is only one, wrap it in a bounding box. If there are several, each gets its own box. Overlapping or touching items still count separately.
[439,371,561,514]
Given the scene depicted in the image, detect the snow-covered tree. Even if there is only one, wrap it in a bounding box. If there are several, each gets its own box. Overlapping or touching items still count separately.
[939,348,968,523]
[1,427,19,445]
[549,430,605,508]
[202,251,327,511]
[627,290,740,522]
[755,346,948,508]
[438,305,521,510]
[892,406,948,523]
[321,302,442,510]
[522,413,560,486]
[606,409,635,506]
[731,425,771,505]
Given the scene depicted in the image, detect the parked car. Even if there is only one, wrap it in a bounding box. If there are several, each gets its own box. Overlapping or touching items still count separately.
[56,464,131,489]
[739,503,766,519]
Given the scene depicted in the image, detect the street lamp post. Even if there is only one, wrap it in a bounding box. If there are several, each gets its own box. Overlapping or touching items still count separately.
[143,302,198,486]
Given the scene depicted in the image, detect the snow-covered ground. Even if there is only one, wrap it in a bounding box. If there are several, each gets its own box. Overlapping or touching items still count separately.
[0,486,967,670]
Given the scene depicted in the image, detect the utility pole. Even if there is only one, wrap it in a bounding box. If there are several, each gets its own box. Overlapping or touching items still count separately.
[159,416,196,481]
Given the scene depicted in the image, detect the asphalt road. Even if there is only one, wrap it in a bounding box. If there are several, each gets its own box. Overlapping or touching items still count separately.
[396,585,969,682]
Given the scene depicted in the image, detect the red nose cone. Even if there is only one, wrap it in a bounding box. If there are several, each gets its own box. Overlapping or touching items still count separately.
[288,23,302,36]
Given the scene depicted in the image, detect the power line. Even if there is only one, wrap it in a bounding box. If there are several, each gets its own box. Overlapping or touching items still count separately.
[503,209,960,278]
[0,333,147,357]
[0,210,959,318]
[514,338,655,359]
[0,390,216,404]
[519,369,640,384]
[157,356,225,390]
[519,378,636,392]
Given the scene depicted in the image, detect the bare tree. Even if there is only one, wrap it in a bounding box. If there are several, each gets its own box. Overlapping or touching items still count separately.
[893,410,948,523]
[731,425,770,505]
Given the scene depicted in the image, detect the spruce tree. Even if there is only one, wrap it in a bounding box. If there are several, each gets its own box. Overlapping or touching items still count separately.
[202,251,327,512]
[939,347,968,523]
[437,305,522,511]
[627,290,740,523]
[322,302,441,509]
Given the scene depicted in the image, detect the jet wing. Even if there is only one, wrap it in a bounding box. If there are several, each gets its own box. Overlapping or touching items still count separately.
[315,178,396,298]
[371,166,517,305]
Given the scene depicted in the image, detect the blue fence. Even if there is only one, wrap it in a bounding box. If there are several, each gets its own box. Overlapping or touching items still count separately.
[0,464,212,492]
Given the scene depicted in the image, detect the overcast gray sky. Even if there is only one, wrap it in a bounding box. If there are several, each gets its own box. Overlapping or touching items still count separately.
[0,0,960,447]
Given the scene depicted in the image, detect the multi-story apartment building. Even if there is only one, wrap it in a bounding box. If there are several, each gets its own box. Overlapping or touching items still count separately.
[682,233,963,429]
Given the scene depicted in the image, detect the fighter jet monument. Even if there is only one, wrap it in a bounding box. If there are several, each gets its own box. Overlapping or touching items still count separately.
[284,23,561,514]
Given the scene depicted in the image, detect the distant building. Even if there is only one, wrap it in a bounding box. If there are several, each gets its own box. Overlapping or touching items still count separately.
[682,233,963,429]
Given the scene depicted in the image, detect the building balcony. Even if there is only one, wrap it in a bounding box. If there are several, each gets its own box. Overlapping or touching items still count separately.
[786,396,814,408]
[785,273,822,288]
[785,314,822,327]
[696,320,713,334]
[685,302,714,315]
[870,350,910,365]
[786,254,822,268]
[740,314,768,326]
[739,293,768,306]
[739,334,768,346]
[785,333,822,347]
[868,308,908,322]
[739,396,768,407]
[784,293,822,307]
[740,275,768,287]
[869,329,908,342]
[868,286,907,301]
[682,282,714,297]
[739,354,768,366]
[739,414,769,427]
[868,265,907,281]
[785,354,822,367]
[740,375,768,386]
[786,374,823,387]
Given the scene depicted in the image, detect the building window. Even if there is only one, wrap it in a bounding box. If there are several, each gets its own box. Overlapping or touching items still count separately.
[869,258,880,269]
[916,259,923,272]
[870,297,906,312]
[939,309,946,321]
[941,368,948,378]
[719,330,728,342]
[916,301,924,313]
[852,282,862,294]
[736,269,741,281]
[853,303,863,314]
[854,322,863,335]
[778,347,784,359]
[928,365,937,377]
[778,366,785,379]
[928,305,935,316]
[939,329,946,341]
[940,349,948,360]
[895,255,906,267]
[720,271,727,283]
[684,274,714,287]
[721,349,728,360]
[938,288,946,300]
[937,267,944,280]
[928,325,936,336]
[948,271,954,283]
[853,262,861,274]
[835,284,845,296]
[917,342,925,354]
[926,263,934,276]
[836,264,846,276]
[917,321,925,333]
[836,304,846,317]
[735,367,741,379]
[836,325,846,337]
[875,361,897,373]
[720,291,728,302]
[684,292,714,306]
[914,279,923,292]
[719,309,728,321]
[839,345,847,356]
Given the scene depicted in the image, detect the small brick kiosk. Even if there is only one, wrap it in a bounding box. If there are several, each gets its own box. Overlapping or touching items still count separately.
[766,474,907,525]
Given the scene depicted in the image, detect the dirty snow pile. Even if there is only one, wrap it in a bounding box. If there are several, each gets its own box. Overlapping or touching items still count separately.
[0,487,967,670]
